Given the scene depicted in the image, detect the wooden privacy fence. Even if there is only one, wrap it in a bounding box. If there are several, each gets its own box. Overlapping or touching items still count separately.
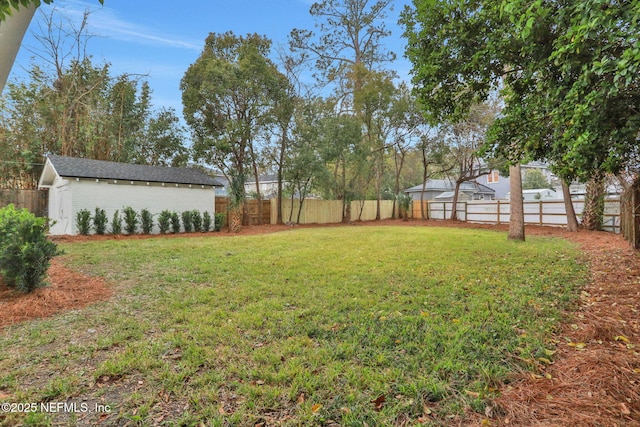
[0,189,48,217]
[413,198,621,233]
[215,197,271,226]
[273,199,396,224]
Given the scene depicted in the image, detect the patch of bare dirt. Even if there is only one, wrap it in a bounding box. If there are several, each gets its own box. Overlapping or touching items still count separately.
[2,219,639,425]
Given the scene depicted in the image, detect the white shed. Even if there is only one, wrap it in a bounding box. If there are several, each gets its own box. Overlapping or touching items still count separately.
[38,155,224,235]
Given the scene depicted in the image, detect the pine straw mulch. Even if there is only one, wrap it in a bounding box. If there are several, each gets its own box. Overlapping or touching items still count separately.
[0,220,639,426]
[0,259,111,329]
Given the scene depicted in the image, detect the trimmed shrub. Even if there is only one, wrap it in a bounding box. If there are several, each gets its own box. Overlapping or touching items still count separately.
[76,209,91,235]
[0,204,60,293]
[170,212,180,234]
[191,210,202,232]
[202,211,212,232]
[140,209,154,234]
[214,213,225,232]
[93,208,108,235]
[158,210,172,234]
[123,206,139,234]
[111,210,122,235]
[181,211,193,233]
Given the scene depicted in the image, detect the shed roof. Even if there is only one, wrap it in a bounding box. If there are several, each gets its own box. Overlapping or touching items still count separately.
[39,155,223,187]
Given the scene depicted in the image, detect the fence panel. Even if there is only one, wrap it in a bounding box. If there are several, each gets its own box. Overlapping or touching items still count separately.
[276,199,396,224]
[0,189,48,217]
[454,198,620,233]
[215,197,270,226]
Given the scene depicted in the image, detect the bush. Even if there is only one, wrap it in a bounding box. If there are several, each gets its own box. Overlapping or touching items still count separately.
[111,210,122,235]
[123,206,139,234]
[191,210,203,232]
[202,211,212,232]
[140,209,154,234]
[214,213,225,232]
[181,211,193,233]
[76,209,91,235]
[0,204,60,293]
[93,208,108,235]
[170,212,180,234]
[158,210,172,234]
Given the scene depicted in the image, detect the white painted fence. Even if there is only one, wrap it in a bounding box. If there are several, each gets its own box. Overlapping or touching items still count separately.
[423,198,621,233]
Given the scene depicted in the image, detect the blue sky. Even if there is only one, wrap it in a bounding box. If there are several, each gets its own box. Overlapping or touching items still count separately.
[10,0,413,114]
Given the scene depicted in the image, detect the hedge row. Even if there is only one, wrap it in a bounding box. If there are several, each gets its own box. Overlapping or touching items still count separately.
[76,207,225,235]
[0,204,60,293]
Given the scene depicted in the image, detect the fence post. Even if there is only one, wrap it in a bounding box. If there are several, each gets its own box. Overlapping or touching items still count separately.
[497,200,501,225]
[539,201,543,226]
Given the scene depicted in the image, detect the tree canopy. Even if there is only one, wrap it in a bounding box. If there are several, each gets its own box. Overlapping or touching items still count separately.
[402,0,640,182]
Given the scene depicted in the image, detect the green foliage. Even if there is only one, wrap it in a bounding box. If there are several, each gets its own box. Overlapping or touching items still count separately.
[182,32,286,207]
[157,210,172,234]
[140,209,154,234]
[522,169,551,190]
[75,209,91,235]
[402,0,640,181]
[111,210,122,235]
[0,11,187,188]
[123,207,139,234]
[0,204,60,293]
[396,192,413,220]
[191,210,202,232]
[181,211,193,233]
[213,213,225,231]
[202,211,212,232]
[170,212,180,234]
[93,208,108,235]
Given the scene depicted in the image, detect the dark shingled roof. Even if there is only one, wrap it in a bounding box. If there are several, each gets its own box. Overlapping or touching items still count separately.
[47,155,223,186]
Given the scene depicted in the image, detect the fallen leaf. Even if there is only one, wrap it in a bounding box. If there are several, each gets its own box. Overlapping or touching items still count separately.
[218,405,226,415]
[614,335,630,343]
[371,394,386,411]
[311,403,323,413]
[297,393,305,404]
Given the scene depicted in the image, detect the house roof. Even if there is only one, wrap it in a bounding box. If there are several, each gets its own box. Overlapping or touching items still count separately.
[39,155,224,187]
[405,179,495,195]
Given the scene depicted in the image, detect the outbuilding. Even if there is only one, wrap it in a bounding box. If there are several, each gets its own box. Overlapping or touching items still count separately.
[38,155,223,235]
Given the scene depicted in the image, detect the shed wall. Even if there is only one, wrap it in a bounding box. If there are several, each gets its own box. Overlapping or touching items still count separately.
[54,178,214,235]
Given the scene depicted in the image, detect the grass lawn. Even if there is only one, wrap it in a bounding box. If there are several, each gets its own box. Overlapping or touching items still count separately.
[0,226,588,426]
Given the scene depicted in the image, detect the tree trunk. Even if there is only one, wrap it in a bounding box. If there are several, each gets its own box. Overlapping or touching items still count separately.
[0,3,37,92]
[450,182,461,221]
[582,173,605,231]
[562,180,579,232]
[229,205,243,233]
[508,164,525,241]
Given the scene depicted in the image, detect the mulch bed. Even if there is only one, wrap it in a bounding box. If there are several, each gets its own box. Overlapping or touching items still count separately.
[1,219,639,425]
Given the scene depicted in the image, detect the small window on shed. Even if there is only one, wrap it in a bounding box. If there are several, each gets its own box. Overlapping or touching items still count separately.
[487,171,499,183]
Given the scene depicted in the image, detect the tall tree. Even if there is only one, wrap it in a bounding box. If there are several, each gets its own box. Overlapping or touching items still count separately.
[289,0,395,98]
[182,32,288,231]
[444,102,497,220]
[401,0,527,239]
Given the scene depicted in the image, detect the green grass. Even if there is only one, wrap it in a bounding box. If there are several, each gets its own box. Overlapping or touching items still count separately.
[0,226,588,426]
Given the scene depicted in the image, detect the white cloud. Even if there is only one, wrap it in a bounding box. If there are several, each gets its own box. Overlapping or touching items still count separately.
[52,0,201,51]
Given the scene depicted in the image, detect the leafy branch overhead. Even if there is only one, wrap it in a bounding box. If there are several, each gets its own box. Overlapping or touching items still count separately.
[0,0,103,21]
[402,0,640,182]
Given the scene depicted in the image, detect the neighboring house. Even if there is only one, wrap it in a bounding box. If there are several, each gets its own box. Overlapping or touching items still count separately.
[38,155,224,235]
[405,179,496,202]
[245,174,280,199]
[477,161,559,199]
